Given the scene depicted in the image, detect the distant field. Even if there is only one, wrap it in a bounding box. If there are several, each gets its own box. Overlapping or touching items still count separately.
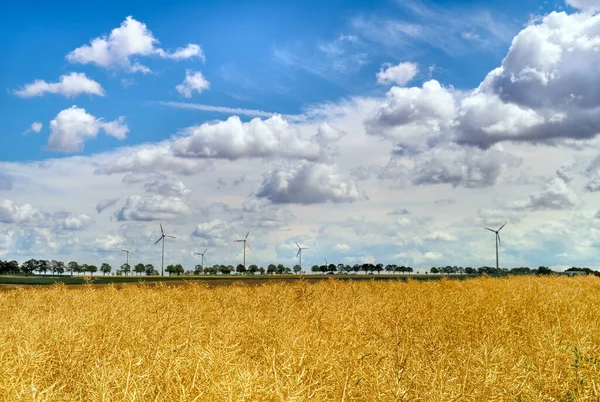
[0,273,468,288]
[1,276,599,400]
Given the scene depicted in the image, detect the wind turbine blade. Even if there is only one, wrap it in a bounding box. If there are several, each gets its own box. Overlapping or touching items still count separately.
[497,233,502,246]
[484,227,495,233]
[234,240,242,242]
[160,223,164,234]
[296,249,301,257]
[129,246,134,252]
[154,237,163,245]
[166,235,176,239]
[498,223,507,232]
[303,247,309,250]
[295,241,300,249]
[203,248,207,254]
[245,231,249,240]
[246,242,252,250]
[120,249,128,253]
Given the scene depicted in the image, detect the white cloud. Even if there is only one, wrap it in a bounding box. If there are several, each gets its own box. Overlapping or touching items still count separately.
[66,16,203,72]
[376,62,418,86]
[61,214,92,230]
[31,122,42,133]
[175,70,210,98]
[46,106,128,152]
[158,44,205,61]
[365,80,457,153]
[333,243,350,252]
[14,73,105,98]
[257,162,361,204]
[170,115,323,161]
[95,142,211,176]
[23,122,43,135]
[565,0,600,12]
[156,101,304,121]
[0,199,53,226]
[115,195,191,221]
[143,176,191,197]
[510,177,578,211]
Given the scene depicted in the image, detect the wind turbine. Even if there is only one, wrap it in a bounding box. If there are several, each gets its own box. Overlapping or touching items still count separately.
[234,231,251,269]
[485,223,506,270]
[120,246,133,267]
[295,242,308,270]
[155,223,175,276]
[194,249,208,270]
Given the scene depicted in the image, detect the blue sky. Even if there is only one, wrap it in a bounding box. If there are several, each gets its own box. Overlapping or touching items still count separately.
[2,0,600,271]
[1,0,560,161]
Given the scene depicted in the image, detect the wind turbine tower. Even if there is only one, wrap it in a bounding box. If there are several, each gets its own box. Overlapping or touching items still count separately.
[485,223,506,270]
[234,232,251,269]
[120,246,133,267]
[295,242,308,270]
[194,249,208,270]
[155,223,176,276]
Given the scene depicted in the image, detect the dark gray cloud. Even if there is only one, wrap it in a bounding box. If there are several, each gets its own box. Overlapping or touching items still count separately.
[96,198,120,214]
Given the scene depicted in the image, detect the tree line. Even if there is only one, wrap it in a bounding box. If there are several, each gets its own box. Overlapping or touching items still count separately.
[2,258,600,277]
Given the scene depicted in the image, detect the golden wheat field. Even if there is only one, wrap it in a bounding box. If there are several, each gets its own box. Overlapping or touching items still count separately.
[1,276,600,401]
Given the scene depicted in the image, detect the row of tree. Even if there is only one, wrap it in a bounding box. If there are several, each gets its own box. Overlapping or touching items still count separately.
[2,259,600,277]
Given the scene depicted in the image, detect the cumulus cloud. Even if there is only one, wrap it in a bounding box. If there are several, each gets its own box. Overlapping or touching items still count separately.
[376,62,418,86]
[14,72,105,98]
[365,80,457,153]
[191,219,234,247]
[96,198,120,214]
[257,162,361,204]
[95,143,211,176]
[381,144,521,189]
[61,214,92,230]
[0,199,53,226]
[46,106,128,152]
[176,70,210,98]
[66,16,203,72]
[143,176,191,197]
[171,115,323,161]
[510,177,578,211]
[456,11,600,147]
[115,195,191,221]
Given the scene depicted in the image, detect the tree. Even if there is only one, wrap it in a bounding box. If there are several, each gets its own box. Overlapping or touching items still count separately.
[53,260,65,275]
[134,263,145,276]
[194,264,203,275]
[88,265,98,276]
[100,263,112,276]
[430,267,439,274]
[293,265,301,274]
[311,265,320,274]
[165,265,175,275]
[144,264,155,276]
[276,264,285,274]
[284,267,292,274]
[536,266,553,276]
[120,263,131,276]
[236,264,247,275]
[259,267,265,275]
[220,265,232,275]
[327,264,336,274]
[267,264,277,275]
[21,259,37,275]
[174,264,184,276]
[375,263,383,274]
[353,264,361,274]
[337,264,345,274]
[248,264,258,275]
[67,261,78,276]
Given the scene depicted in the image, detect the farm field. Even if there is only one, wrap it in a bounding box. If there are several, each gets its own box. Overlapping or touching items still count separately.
[1,276,599,401]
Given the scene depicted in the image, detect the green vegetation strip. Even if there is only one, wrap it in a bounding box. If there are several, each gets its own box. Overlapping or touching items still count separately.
[0,274,474,286]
